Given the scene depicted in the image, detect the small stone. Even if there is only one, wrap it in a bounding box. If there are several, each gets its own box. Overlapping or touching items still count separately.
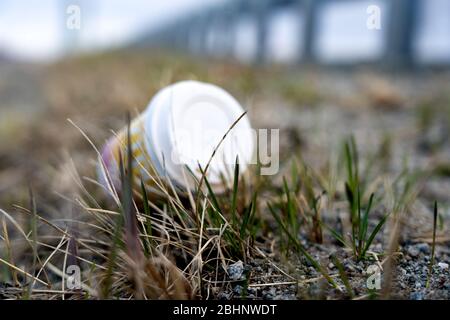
[328,262,335,269]
[407,246,420,258]
[304,259,314,267]
[344,263,356,272]
[417,243,431,254]
[264,293,273,299]
[438,262,449,270]
[233,285,243,295]
[227,260,244,281]
[410,292,423,300]
[217,292,231,300]
[247,288,256,295]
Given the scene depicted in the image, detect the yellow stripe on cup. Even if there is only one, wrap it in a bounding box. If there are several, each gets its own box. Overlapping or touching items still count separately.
[100,113,158,192]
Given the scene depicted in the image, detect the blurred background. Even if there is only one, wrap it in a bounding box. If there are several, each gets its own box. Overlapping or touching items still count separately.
[1,0,450,65]
[1,0,450,212]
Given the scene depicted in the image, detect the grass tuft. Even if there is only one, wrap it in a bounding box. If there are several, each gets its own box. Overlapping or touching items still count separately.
[426,201,438,288]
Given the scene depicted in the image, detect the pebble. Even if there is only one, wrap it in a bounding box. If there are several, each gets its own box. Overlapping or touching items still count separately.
[247,288,256,295]
[304,259,314,267]
[309,266,317,274]
[227,260,244,281]
[407,246,420,258]
[263,293,274,299]
[417,243,431,254]
[374,243,382,252]
[438,262,449,270]
[233,285,243,295]
[217,292,231,300]
[344,263,356,272]
[410,292,423,300]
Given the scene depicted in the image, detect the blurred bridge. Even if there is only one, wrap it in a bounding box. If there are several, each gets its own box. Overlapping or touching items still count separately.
[137,0,450,68]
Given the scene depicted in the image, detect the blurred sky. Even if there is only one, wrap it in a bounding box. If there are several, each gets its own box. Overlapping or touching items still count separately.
[0,0,225,61]
[0,0,449,64]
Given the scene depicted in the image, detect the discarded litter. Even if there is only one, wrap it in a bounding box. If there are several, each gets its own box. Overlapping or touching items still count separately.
[98,80,254,194]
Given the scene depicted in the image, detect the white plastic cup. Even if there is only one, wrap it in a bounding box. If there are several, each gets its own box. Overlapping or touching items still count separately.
[98,80,254,194]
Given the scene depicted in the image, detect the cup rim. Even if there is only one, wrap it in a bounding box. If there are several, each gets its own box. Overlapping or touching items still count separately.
[143,80,254,191]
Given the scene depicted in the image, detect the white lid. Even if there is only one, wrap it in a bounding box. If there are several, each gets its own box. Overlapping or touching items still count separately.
[144,80,254,190]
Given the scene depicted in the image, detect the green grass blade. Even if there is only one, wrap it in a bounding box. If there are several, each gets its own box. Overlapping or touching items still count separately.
[331,254,354,298]
[199,165,222,216]
[282,177,297,233]
[344,182,354,212]
[268,203,337,288]
[249,191,258,237]
[344,141,353,187]
[361,213,389,259]
[345,183,357,256]
[357,187,362,257]
[240,200,253,238]
[319,220,351,248]
[426,201,438,288]
[231,157,240,227]
[361,193,375,248]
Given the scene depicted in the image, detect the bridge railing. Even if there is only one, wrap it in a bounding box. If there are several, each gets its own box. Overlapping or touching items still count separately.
[137,0,449,68]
